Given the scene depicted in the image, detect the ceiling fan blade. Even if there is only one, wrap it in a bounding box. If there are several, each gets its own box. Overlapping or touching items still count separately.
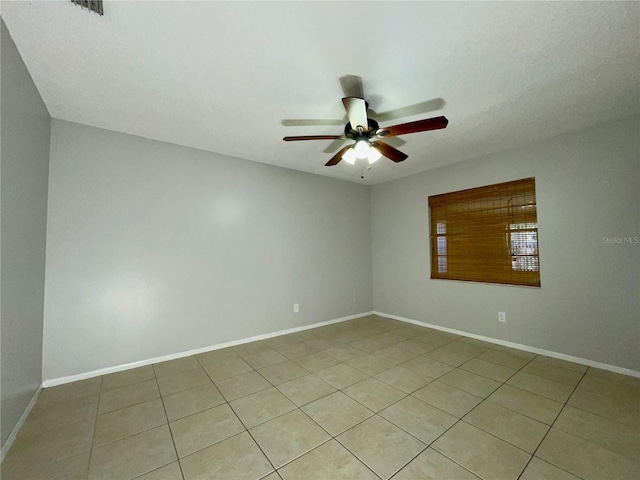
[378,116,448,138]
[281,119,345,127]
[325,145,352,167]
[383,136,406,149]
[373,98,445,123]
[371,141,408,163]
[339,75,365,99]
[342,97,369,131]
[378,117,449,138]
[323,138,349,153]
[283,135,345,141]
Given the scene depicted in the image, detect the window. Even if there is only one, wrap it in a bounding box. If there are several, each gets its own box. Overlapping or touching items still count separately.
[429,178,540,286]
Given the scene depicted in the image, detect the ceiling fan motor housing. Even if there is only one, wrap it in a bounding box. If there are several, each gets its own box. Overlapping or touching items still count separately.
[345,118,380,139]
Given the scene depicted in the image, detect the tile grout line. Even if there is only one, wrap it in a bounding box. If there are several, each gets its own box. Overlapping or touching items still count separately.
[289,353,438,478]
[274,410,380,479]
[15,375,154,477]
[556,384,640,428]
[97,374,161,418]
[396,351,542,479]
[86,374,105,480]
[400,350,539,479]
[186,336,375,472]
[8,381,104,476]
[312,403,405,480]
[215,358,281,478]
[333,432,416,480]
[536,366,640,462]
[410,355,533,478]
[495,366,640,439]
[196,335,383,477]
[190,351,280,475]
[455,356,579,428]
[326,334,491,476]
[514,366,590,480]
[95,368,177,480]
[232,409,280,477]
[329,364,456,479]
[230,332,423,478]
[155,362,187,480]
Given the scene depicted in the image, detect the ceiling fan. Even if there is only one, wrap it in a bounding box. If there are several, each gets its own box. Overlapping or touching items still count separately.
[282,79,448,167]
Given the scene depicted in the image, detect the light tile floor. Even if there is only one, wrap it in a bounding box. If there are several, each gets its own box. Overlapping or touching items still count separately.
[2,315,639,480]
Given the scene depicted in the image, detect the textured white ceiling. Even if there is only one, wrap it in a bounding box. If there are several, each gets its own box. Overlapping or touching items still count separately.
[3,1,639,184]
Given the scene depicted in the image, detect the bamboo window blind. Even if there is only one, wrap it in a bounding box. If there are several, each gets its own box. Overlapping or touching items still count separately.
[429,178,540,287]
[70,0,103,16]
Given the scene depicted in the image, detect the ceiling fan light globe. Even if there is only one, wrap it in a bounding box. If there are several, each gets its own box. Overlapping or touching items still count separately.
[354,140,370,159]
[342,147,357,165]
[368,147,382,164]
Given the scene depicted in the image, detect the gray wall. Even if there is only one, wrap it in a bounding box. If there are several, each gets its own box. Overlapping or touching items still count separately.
[372,115,640,371]
[1,21,50,446]
[42,120,373,381]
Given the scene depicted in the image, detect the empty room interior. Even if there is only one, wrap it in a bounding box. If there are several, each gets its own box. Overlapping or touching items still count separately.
[1,2,639,480]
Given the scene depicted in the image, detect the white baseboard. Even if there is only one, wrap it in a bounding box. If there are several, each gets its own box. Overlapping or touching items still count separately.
[42,311,374,388]
[374,311,640,379]
[1,386,41,462]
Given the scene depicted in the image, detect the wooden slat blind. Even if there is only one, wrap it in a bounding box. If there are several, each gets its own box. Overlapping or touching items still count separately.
[429,178,540,287]
[70,0,104,16]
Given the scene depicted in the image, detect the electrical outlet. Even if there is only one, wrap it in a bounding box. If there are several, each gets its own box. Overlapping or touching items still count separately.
[294,303,299,313]
[498,311,506,323]
[353,294,356,302]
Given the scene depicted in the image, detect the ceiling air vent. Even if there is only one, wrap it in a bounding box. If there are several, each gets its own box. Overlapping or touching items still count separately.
[70,0,103,16]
